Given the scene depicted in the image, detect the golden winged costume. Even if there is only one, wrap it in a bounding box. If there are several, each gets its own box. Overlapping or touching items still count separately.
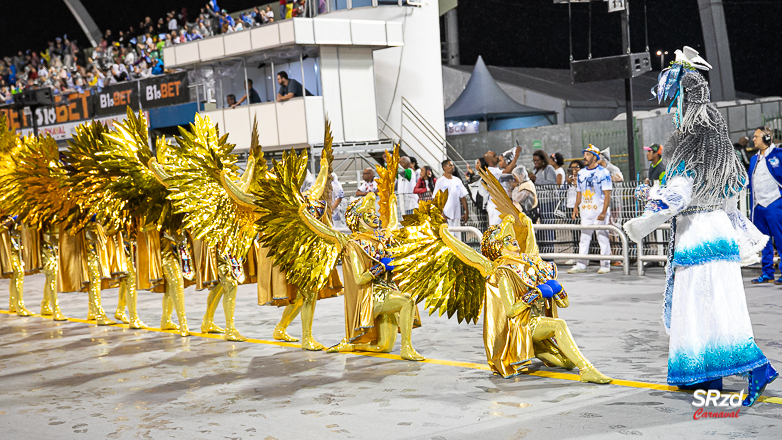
[392,170,611,382]
[0,116,34,317]
[161,113,260,341]
[251,123,343,350]
[294,144,424,361]
[94,108,199,335]
[0,131,73,320]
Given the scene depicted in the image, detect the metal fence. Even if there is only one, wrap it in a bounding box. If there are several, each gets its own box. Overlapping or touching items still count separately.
[333,180,671,265]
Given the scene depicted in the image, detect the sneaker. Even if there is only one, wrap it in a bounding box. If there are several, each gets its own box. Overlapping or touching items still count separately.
[564,259,576,265]
[597,267,611,274]
[776,277,782,286]
[751,275,775,284]
[567,266,587,274]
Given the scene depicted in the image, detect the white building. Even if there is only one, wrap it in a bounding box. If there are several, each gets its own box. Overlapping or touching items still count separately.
[162,2,446,171]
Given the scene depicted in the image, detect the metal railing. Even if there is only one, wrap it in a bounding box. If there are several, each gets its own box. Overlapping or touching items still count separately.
[634,223,671,276]
[533,224,630,275]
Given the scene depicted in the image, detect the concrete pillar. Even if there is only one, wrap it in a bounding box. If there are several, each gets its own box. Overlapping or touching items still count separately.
[444,9,460,66]
[697,0,736,101]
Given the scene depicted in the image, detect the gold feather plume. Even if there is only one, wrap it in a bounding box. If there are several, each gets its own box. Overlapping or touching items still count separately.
[254,148,342,294]
[62,121,127,232]
[163,113,256,257]
[0,134,75,229]
[95,107,172,233]
[392,190,487,324]
[478,168,538,254]
[376,143,400,229]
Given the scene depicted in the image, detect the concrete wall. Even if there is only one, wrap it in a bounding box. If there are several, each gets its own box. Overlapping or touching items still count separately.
[328,4,447,169]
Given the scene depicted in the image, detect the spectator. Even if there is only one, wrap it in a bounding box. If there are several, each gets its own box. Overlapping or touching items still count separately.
[433,160,469,233]
[356,167,378,196]
[549,152,565,186]
[331,172,347,229]
[511,165,539,223]
[276,71,303,102]
[528,150,557,185]
[397,156,417,215]
[226,94,237,108]
[414,165,436,201]
[482,150,504,225]
[643,143,665,185]
[565,160,584,211]
[598,147,623,182]
[265,6,275,22]
[749,126,782,284]
[280,0,287,21]
[168,13,178,31]
[232,79,261,107]
[568,145,612,275]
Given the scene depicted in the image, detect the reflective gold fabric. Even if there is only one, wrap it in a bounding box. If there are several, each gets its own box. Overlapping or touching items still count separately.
[193,239,218,291]
[106,233,128,278]
[57,226,87,293]
[21,225,42,274]
[137,229,165,292]
[0,230,14,278]
[256,244,342,306]
[342,241,380,344]
[483,267,560,378]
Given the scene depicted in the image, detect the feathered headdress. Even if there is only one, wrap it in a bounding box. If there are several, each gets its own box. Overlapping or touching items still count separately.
[652,46,712,131]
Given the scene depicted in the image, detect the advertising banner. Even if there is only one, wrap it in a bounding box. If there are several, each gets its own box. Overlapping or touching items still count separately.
[93,82,139,116]
[140,72,190,108]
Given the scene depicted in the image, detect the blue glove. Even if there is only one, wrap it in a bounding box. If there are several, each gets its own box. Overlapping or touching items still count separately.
[538,283,554,299]
[380,256,395,272]
[543,279,562,295]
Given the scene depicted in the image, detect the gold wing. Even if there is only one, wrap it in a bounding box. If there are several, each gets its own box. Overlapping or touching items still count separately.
[479,168,538,254]
[62,121,127,232]
[95,108,172,233]
[254,148,344,294]
[392,190,490,324]
[162,113,256,257]
[376,143,400,229]
[0,135,75,229]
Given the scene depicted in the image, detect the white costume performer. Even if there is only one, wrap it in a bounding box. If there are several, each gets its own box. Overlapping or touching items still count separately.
[624,47,776,406]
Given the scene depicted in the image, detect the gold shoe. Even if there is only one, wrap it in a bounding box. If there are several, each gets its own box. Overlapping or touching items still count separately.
[224,327,247,342]
[579,365,612,384]
[160,318,179,331]
[273,325,299,342]
[301,337,325,351]
[128,318,147,329]
[115,310,130,324]
[326,339,355,353]
[16,304,33,317]
[179,321,190,337]
[200,321,224,334]
[400,342,425,361]
[95,315,116,326]
[40,300,53,316]
[51,310,67,321]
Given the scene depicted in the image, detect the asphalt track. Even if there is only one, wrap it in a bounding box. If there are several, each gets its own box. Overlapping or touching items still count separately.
[0,266,780,439]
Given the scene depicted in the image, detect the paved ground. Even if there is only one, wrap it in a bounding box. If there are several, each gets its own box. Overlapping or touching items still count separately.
[0,264,780,439]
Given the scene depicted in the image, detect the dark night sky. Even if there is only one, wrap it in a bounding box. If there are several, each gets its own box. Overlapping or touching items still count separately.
[2,0,780,96]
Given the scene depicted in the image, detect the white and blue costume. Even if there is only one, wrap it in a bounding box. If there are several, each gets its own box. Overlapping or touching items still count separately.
[624,49,776,406]
[625,167,769,387]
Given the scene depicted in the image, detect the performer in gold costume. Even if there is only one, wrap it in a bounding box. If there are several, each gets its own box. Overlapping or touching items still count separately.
[392,171,611,382]
[159,114,261,342]
[0,133,68,320]
[252,123,343,350]
[283,145,423,361]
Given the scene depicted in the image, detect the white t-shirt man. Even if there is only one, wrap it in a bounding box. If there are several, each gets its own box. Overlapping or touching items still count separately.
[397,168,417,214]
[433,175,468,226]
[485,166,503,225]
[576,165,613,223]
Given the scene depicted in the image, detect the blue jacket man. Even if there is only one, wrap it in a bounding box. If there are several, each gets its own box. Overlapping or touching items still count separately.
[748,127,782,284]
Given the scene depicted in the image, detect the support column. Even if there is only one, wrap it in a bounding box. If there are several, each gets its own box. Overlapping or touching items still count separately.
[444,9,460,66]
[697,0,736,101]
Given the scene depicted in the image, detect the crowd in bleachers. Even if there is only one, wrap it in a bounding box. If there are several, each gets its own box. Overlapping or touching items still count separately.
[0,2,298,104]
